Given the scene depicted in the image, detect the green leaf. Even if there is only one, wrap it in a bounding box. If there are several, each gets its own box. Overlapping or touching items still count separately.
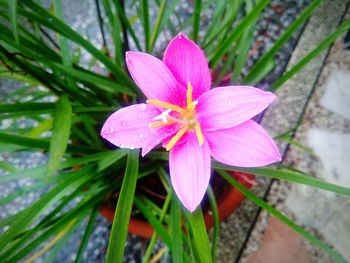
[134,196,172,247]
[27,118,53,138]
[231,0,256,82]
[202,0,242,50]
[0,181,46,206]
[0,161,17,173]
[271,18,350,90]
[74,207,98,263]
[47,95,72,177]
[171,195,183,263]
[218,170,347,263]
[244,0,322,84]
[43,216,82,263]
[0,132,100,154]
[214,163,350,197]
[141,0,150,51]
[50,62,133,95]
[7,0,19,43]
[142,191,173,263]
[106,150,140,263]
[201,0,227,46]
[207,186,219,262]
[0,102,54,113]
[101,0,123,64]
[192,0,202,42]
[149,0,179,51]
[187,208,212,263]
[0,165,94,251]
[17,0,135,89]
[112,0,142,50]
[209,0,270,67]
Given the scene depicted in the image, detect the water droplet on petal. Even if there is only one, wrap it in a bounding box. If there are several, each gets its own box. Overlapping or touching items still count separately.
[140,104,147,111]
[138,133,144,138]
[109,128,114,133]
[178,35,182,39]
[121,121,127,127]
[227,100,232,105]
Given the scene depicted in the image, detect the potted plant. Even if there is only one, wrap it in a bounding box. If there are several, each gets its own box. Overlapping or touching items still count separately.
[0,0,349,262]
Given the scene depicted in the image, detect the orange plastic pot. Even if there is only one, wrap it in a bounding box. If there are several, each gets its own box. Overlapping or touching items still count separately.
[100,172,254,239]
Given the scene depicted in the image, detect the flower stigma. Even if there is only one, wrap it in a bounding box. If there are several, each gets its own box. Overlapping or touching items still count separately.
[147,82,204,151]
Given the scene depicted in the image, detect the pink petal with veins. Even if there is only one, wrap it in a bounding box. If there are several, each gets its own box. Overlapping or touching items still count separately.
[126,51,186,106]
[163,33,211,100]
[205,120,282,167]
[101,104,160,149]
[197,86,276,131]
[169,132,211,212]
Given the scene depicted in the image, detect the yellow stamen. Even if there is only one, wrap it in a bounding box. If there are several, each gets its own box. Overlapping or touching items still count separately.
[147,99,187,115]
[187,82,193,107]
[194,122,204,146]
[149,120,176,128]
[187,100,198,112]
[166,126,188,151]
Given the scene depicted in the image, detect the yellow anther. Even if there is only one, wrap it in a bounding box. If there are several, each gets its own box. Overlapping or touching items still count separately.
[187,82,193,107]
[149,120,176,128]
[166,126,188,151]
[147,99,187,115]
[194,122,204,146]
[187,100,198,112]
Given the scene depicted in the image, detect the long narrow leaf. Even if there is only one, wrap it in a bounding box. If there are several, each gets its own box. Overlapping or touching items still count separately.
[47,95,72,177]
[106,150,140,263]
[17,0,135,89]
[7,0,19,43]
[209,0,270,66]
[171,195,183,263]
[207,186,219,262]
[244,0,322,83]
[0,132,100,154]
[214,163,350,197]
[218,170,347,263]
[134,196,172,247]
[187,209,212,263]
[271,19,350,90]
[74,208,98,263]
[0,103,54,113]
[192,0,202,42]
[0,166,94,251]
[141,0,150,51]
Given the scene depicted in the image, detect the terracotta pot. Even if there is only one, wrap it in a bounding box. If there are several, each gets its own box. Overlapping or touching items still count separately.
[100,171,254,239]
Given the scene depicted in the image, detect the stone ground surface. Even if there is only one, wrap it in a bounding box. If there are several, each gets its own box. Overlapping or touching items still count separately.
[1,0,349,262]
[240,1,350,262]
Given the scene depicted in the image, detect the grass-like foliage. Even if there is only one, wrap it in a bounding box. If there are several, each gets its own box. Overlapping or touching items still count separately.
[0,0,349,262]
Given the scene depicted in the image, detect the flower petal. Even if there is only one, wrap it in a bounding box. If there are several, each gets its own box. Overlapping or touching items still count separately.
[141,124,179,157]
[101,104,161,150]
[197,86,277,131]
[163,33,211,100]
[205,120,282,167]
[126,51,186,105]
[169,132,211,212]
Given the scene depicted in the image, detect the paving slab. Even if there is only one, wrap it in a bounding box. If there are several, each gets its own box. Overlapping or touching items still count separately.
[240,0,350,262]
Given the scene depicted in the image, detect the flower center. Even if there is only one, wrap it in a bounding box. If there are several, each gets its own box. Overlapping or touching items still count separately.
[147,82,204,151]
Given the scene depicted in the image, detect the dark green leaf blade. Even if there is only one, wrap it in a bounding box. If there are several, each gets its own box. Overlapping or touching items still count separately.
[214,163,350,197]
[106,150,140,263]
[187,208,212,263]
[47,95,72,177]
[218,170,347,263]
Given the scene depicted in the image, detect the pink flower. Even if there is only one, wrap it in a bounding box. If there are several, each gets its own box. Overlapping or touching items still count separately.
[101,33,281,212]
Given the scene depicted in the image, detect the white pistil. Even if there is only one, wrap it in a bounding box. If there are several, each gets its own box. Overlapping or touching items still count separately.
[153,109,171,123]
